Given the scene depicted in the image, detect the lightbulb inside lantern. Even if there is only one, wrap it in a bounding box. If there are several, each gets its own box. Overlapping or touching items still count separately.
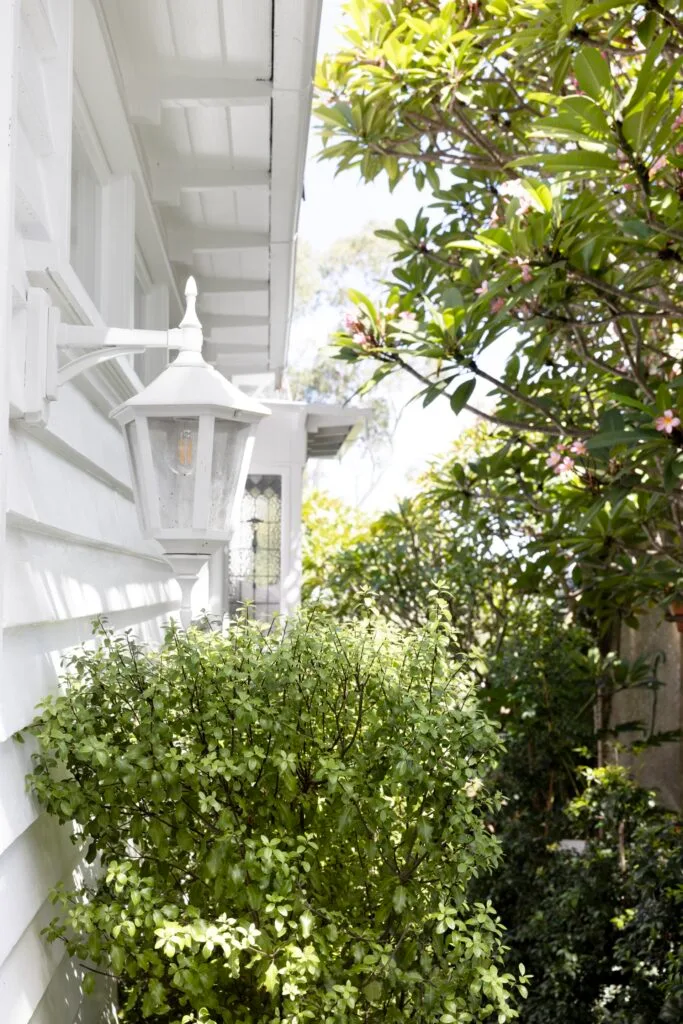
[167,421,198,478]
[176,428,194,474]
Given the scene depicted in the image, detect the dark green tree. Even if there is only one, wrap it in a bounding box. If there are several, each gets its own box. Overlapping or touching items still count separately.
[315,0,683,631]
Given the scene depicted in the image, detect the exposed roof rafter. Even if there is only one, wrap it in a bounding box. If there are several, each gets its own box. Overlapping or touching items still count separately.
[129,76,272,124]
[166,226,270,263]
[202,314,270,331]
[192,276,270,296]
[152,161,270,204]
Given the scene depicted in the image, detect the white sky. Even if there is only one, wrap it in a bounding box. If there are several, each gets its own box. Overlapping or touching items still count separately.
[293,0,469,512]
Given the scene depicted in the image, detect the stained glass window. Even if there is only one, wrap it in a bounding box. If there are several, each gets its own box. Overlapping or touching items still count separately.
[227,475,282,621]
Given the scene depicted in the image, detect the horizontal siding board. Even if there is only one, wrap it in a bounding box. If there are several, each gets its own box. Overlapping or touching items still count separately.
[6,510,170,566]
[0,814,78,970]
[27,953,83,1024]
[28,951,115,1024]
[7,427,158,555]
[0,733,40,858]
[42,380,133,487]
[0,598,176,741]
[0,899,71,1023]
[4,526,174,630]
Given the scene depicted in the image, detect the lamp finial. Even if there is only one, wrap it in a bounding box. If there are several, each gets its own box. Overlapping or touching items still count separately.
[178,276,203,349]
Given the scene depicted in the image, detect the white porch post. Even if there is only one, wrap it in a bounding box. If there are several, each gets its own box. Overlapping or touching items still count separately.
[208,546,227,619]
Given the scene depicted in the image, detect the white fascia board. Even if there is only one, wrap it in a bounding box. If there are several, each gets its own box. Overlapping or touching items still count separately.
[269,0,324,375]
[305,403,369,426]
[268,241,296,375]
[82,1,182,319]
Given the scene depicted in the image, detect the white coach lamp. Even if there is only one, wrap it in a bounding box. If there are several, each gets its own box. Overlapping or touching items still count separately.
[111,278,269,627]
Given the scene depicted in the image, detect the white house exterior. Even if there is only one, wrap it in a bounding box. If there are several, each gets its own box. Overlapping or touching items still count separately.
[0,2,362,1020]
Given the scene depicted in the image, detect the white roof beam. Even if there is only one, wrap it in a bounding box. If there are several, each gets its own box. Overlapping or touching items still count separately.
[202,314,270,331]
[166,227,270,263]
[129,77,272,124]
[193,276,269,296]
[205,342,269,356]
[209,350,270,372]
[151,162,270,204]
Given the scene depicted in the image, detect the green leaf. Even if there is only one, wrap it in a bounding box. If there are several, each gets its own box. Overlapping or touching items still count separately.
[574,47,613,106]
[111,945,126,974]
[364,980,383,1002]
[510,150,617,173]
[629,30,669,108]
[264,962,279,993]
[586,430,649,451]
[450,379,476,415]
[82,972,96,996]
[393,885,408,912]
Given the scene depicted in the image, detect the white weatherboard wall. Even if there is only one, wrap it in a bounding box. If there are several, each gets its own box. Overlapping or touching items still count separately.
[0,2,176,1021]
[0,1,323,1020]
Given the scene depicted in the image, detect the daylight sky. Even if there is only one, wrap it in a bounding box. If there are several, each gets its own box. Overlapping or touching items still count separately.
[292,0,471,512]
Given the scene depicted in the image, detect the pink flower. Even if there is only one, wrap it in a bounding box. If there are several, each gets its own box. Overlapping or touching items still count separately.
[344,312,358,331]
[499,180,532,216]
[353,331,371,348]
[398,310,417,320]
[520,263,533,284]
[546,449,562,468]
[650,156,668,179]
[655,409,681,434]
[570,439,588,456]
[475,281,489,295]
[554,456,576,475]
[490,297,506,314]
[674,112,683,130]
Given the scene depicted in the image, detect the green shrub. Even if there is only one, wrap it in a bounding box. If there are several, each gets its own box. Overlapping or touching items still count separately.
[26,614,525,1023]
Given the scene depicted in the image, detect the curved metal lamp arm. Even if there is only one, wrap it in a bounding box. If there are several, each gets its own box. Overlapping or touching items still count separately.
[58,346,146,386]
[56,278,200,386]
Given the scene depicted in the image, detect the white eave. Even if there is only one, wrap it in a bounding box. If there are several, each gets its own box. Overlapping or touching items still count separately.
[97,0,322,382]
[305,403,369,459]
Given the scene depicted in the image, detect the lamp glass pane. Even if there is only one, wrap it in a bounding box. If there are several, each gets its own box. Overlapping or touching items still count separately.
[148,417,200,529]
[209,419,251,530]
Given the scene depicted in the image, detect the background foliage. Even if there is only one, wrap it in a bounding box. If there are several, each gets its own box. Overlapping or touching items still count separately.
[493,766,683,1024]
[301,432,682,1022]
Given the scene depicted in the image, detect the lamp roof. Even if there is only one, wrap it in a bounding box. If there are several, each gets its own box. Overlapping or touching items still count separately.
[112,351,271,424]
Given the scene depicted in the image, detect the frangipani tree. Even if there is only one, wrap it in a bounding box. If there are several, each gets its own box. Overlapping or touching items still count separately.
[316,0,683,629]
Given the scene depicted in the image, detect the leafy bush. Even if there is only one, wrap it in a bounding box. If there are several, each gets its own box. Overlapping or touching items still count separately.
[26,615,525,1023]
